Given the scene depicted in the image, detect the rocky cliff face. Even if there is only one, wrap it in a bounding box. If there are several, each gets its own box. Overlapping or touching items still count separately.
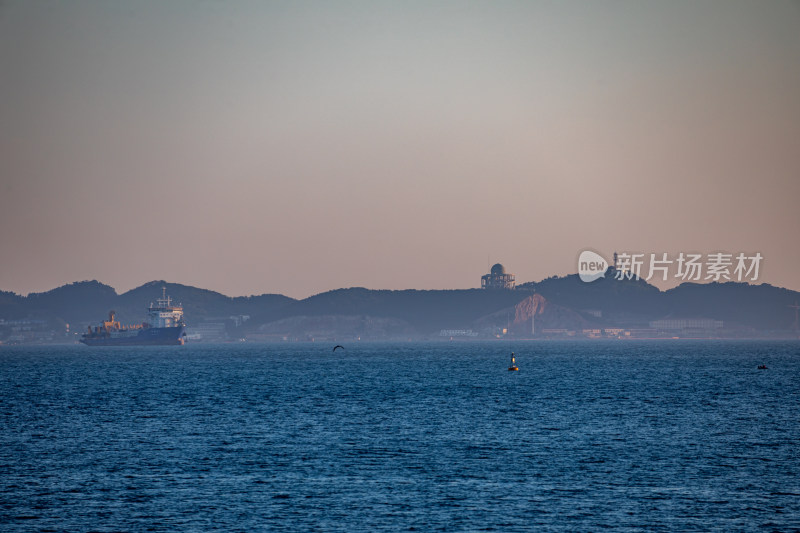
[474,293,591,335]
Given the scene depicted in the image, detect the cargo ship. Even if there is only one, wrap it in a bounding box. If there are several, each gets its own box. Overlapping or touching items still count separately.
[80,287,186,346]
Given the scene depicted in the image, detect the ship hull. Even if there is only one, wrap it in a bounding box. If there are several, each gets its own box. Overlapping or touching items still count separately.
[80,326,186,346]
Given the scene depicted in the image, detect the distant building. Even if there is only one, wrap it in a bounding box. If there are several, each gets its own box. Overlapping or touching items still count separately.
[186,320,228,342]
[439,329,479,337]
[481,263,515,290]
[649,319,723,330]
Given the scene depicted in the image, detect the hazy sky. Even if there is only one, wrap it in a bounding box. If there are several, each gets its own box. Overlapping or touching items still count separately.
[1,0,799,298]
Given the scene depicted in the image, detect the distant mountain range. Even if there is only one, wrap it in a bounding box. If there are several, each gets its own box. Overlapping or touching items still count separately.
[521,273,800,331]
[0,280,293,329]
[1,271,799,343]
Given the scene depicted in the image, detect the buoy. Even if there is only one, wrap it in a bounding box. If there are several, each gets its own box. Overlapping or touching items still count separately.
[508,352,519,371]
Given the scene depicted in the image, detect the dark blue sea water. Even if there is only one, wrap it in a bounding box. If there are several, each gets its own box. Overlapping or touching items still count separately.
[1,341,799,532]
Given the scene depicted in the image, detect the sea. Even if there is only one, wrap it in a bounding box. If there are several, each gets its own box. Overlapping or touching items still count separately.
[1,340,799,532]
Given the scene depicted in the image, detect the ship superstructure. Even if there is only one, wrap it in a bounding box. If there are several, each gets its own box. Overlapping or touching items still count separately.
[80,287,186,346]
[148,288,185,329]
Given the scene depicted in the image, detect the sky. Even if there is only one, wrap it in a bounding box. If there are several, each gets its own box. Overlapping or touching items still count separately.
[1,0,799,298]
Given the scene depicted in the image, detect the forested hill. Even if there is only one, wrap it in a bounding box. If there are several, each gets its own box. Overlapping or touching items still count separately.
[520,273,800,330]
[0,281,295,328]
[1,275,799,336]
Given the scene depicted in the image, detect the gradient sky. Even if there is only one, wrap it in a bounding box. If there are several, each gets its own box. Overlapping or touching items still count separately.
[1,0,799,298]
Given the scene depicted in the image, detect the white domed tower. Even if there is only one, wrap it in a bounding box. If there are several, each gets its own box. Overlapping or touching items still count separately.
[481,263,516,289]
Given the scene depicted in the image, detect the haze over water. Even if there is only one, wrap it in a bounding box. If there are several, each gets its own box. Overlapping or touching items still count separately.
[2,341,799,531]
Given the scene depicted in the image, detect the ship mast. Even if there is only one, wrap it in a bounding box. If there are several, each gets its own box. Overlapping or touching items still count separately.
[158,286,171,308]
